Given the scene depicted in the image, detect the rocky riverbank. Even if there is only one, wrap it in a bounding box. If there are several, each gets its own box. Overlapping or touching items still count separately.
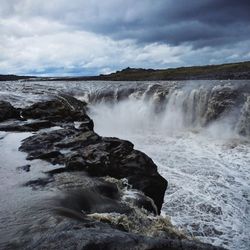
[0,95,225,249]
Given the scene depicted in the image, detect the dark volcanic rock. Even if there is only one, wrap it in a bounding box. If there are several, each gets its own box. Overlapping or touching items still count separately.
[116,87,139,101]
[21,95,92,125]
[204,86,240,125]
[22,99,79,121]
[16,95,167,214]
[66,137,167,214]
[17,164,31,172]
[20,128,167,214]
[25,177,54,188]
[9,209,225,250]
[20,128,74,151]
[16,171,224,250]
[15,97,167,213]
[0,120,53,132]
[12,225,225,250]
[0,101,20,122]
[127,174,167,214]
[58,183,132,215]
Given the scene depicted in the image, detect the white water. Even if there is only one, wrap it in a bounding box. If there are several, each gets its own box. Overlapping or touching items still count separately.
[90,98,250,250]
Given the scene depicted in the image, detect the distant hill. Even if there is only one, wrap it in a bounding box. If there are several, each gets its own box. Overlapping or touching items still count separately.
[0,74,35,81]
[98,61,250,81]
[1,61,250,81]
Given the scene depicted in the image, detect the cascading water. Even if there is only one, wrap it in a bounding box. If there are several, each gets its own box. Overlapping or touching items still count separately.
[89,82,247,136]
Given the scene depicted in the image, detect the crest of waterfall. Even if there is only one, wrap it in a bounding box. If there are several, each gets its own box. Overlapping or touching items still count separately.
[88,82,250,138]
[86,82,250,135]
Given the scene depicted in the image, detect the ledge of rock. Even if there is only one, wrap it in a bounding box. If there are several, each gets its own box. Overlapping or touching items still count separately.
[19,99,167,214]
[0,100,20,121]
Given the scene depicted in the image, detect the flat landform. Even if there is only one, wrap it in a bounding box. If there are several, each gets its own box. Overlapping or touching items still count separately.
[1,61,250,81]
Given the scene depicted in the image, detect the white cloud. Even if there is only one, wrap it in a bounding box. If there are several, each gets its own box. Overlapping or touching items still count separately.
[0,17,67,38]
[0,16,193,75]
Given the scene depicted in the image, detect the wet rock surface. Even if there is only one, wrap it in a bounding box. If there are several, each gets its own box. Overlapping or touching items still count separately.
[0,101,20,122]
[0,95,225,250]
[19,114,167,214]
[203,86,241,125]
[21,95,88,122]
[8,212,224,250]
[17,164,31,172]
[0,119,54,132]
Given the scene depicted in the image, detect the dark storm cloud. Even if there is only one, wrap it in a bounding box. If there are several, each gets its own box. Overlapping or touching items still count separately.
[2,0,250,48]
[76,0,250,47]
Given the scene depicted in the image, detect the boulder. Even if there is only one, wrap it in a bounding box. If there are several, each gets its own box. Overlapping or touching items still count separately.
[0,101,20,122]
[21,95,93,128]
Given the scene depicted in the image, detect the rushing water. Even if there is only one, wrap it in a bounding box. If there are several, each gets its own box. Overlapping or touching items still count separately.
[90,98,250,249]
[0,80,250,249]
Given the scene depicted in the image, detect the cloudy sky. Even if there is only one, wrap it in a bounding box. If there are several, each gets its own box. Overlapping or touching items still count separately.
[1,0,250,76]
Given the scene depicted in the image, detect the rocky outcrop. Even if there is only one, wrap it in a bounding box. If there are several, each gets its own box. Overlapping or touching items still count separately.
[0,120,54,132]
[21,95,91,124]
[203,86,240,125]
[10,95,167,214]
[9,171,223,250]
[19,123,167,214]
[0,101,20,122]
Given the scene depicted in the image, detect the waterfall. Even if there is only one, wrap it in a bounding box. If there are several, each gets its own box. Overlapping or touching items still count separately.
[88,82,250,138]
